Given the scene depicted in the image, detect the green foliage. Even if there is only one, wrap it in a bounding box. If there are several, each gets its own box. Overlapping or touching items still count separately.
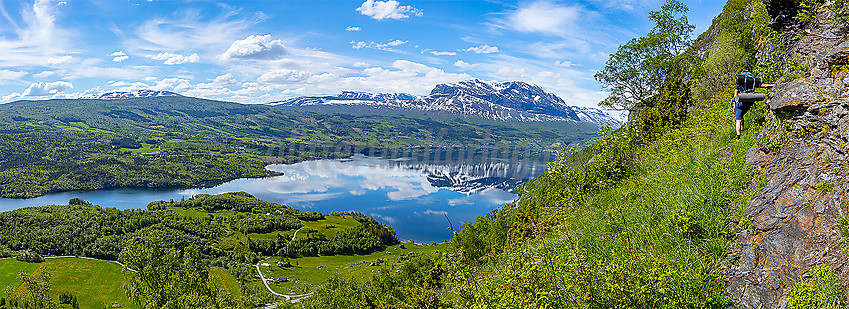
[795,0,849,26]
[638,77,691,142]
[796,0,825,25]
[299,254,446,309]
[838,211,849,244]
[757,30,809,83]
[595,0,695,111]
[809,265,845,308]
[121,239,238,309]
[789,265,845,309]
[4,271,58,309]
[446,86,765,307]
[790,280,822,309]
[813,182,834,192]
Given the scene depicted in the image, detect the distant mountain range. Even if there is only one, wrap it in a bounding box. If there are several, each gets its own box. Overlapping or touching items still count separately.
[270,79,623,127]
[83,90,183,100]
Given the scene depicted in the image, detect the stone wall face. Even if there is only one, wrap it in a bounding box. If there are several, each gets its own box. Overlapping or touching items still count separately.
[727,1,849,308]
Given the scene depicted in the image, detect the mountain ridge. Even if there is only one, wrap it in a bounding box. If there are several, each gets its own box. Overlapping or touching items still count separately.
[270,79,623,127]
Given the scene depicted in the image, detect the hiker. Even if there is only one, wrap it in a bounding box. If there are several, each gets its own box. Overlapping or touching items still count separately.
[733,69,773,139]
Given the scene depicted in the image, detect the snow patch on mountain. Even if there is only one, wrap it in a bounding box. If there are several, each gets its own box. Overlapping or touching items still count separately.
[271,79,622,127]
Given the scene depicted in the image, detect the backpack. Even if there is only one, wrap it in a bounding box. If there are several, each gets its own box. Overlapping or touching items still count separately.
[735,72,761,93]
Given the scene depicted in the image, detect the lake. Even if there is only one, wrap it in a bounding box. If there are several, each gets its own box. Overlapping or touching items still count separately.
[0,155,547,243]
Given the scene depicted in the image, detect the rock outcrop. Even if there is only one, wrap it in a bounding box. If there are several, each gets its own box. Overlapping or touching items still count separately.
[727,1,849,307]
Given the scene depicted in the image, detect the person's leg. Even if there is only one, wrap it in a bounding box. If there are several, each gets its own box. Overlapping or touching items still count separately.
[734,101,744,139]
[736,119,743,136]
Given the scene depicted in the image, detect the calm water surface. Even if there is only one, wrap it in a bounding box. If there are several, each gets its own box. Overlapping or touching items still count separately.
[0,155,546,243]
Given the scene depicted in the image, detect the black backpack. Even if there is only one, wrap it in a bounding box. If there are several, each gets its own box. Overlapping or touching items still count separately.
[735,73,762,93]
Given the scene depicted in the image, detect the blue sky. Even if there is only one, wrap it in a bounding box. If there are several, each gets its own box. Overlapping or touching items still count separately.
[0,0,725,107]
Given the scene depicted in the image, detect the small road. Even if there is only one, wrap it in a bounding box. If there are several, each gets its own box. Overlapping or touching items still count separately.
[255,227,313,302]
[7,255,139,272]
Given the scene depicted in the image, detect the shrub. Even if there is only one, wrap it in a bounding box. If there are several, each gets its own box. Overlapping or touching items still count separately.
[639,77,691,142]
[789,265,846,309]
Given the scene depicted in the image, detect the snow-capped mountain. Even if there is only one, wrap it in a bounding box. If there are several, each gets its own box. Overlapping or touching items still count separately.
[275,91,417,106]
[270,79,622,127]
[571,106,623,128]
[84,90,183,100]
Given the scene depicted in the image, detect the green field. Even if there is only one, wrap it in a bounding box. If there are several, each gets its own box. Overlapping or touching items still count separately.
[118,143,158,154]
[0,258,240,308]
[299,216,362,239]
[169,207,235,218]
[258,243,450,294]
[0,258,133,308]
[0,259,40,299]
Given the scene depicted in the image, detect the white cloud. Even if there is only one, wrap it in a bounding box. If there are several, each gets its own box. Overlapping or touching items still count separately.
[109,51,129,62]
[47,55,72,64]
[351,39,408,52]
[431,51,456,56]
[505,1,581,35]
[212,73,239,87]
[33,70,56,78]
[0,70,27,81]
[0,0,73,67]
[345,26,361,31]
[554,60,578,67]
[150,78,192,92]
[20,81,74,97]
[464,45,499,54]
[148,52,200,65]
[257,69,311,84]
[58,1,67,5]
[133,8,267,53]
[453,60,477,69]
[423,210,447,216]
[356,0,422,20]
[353,62,370,68]
[219,34,288,60]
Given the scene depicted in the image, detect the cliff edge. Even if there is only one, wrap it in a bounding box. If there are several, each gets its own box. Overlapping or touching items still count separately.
[727,1,849,307]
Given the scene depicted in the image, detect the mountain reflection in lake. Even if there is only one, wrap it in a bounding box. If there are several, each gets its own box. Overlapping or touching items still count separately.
[0,155,547,243]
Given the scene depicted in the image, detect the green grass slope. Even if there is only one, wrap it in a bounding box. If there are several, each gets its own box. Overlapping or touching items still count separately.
[446,89,766,308]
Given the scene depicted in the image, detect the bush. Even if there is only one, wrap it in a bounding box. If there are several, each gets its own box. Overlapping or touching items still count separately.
[639,77,691,142]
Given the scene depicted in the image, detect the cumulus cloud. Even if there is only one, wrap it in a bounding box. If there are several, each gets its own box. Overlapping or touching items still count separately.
[353,62,370,68]
[47,55,72,64]
[18,81,74,97]
[356,0,422,20]
[453,60,477,69]
[430,51,456,56]
[148,52,200,65]
[464,45,499,54]
[219,34,288,60]
[257,69,311,84]
[150,78,193,92]
[345,26,361,31]
[110,51,129,62]
[212,73,239,87]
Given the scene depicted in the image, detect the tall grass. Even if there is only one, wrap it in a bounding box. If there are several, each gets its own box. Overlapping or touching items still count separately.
[445,88,767,308]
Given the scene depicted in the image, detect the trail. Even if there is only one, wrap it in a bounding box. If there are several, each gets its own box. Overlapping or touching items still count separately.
[255,227,313,303]
[2,255,138,272]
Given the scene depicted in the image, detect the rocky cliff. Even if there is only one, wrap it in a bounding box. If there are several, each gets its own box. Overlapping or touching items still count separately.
[727,1,849,307]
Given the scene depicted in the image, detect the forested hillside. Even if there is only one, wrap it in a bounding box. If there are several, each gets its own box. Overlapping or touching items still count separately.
[0,97,597,198]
